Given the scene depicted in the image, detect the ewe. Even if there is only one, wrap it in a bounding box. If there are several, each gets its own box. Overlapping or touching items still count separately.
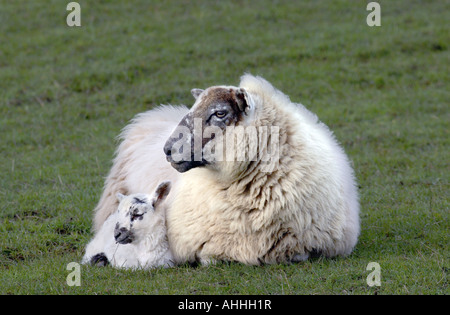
[93,74,360,265]
[83,181,174,269]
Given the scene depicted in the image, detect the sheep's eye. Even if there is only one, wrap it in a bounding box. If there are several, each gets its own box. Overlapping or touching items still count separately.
[131,213,143,221]
[215,111,227,118]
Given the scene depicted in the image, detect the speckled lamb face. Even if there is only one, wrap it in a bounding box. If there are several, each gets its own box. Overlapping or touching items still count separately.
[163,86,253,173]
[113,193,152,244]
[114,182,171,244]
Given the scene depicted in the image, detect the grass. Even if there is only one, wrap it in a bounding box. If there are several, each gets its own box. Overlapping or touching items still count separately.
[0,0,448,294]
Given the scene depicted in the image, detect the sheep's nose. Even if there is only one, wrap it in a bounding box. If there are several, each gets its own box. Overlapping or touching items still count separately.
[163,140,172,158]
[114,226,133,244]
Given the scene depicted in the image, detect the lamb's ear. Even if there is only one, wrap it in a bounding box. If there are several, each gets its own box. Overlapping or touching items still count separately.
[116,193,126,202]
[232,88,254,116]
[191,89,204,99]
[152,181,172,208]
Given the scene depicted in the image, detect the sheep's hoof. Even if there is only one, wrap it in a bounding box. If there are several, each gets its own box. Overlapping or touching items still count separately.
[90,253,109,267]
[291,253,309,263]
[199,257,218,266]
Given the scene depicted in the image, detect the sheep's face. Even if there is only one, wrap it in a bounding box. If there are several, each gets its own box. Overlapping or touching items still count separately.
[164,86,255,173]
[114,182,171,244]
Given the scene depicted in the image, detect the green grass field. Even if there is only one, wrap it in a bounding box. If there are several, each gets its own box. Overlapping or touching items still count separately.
[0,0,448,295]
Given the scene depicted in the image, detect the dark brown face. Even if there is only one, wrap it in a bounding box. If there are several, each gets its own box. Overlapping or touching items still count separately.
[163,86,250,173]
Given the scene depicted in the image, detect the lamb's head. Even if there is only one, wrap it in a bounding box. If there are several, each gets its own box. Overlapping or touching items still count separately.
[163,86,256,174]
[113,181,171,245]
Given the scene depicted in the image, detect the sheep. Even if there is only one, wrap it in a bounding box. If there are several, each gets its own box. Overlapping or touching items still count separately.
[93,74,360,265]
[82,181,174,269]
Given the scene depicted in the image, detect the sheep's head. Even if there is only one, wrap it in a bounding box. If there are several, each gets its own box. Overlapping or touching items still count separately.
[163,86,256,174]
[114,181,171,244]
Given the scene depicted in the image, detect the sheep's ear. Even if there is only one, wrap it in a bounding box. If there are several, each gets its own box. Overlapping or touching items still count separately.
[232,88,254,115]
[152,181,172,208]
[191,88,204,99]
[116,193,126,202]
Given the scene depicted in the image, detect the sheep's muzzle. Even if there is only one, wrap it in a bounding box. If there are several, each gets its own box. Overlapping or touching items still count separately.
[114,225,134,244]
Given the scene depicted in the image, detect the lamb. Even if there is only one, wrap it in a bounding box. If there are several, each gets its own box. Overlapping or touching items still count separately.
[82,181,174,269]
[93,74,360,265]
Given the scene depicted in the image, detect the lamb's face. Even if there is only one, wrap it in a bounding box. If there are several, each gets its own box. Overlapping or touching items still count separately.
[114,182,171,245]
[114,193,154,244]
[163,86,254,173]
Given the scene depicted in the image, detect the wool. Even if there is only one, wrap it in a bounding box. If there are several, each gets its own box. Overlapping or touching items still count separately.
[92,74,360,265]
[93,105,187,231]
[166,75,360,264]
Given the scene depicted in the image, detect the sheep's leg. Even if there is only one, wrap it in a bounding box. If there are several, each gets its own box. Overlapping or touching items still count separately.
[194,242,219,266]
[198,256,218,266]
[260,229,304,264]
[290,253,309,262]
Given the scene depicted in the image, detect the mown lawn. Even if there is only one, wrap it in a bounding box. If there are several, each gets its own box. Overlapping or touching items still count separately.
[0,0,448,294]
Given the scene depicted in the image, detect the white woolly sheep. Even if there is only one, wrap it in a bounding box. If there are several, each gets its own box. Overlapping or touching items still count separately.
[83,181,174,269]
[93,74,360,265]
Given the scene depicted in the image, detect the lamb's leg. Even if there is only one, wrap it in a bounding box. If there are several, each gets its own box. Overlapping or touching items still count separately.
[90,253,109,267]
[83,213,117,265]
